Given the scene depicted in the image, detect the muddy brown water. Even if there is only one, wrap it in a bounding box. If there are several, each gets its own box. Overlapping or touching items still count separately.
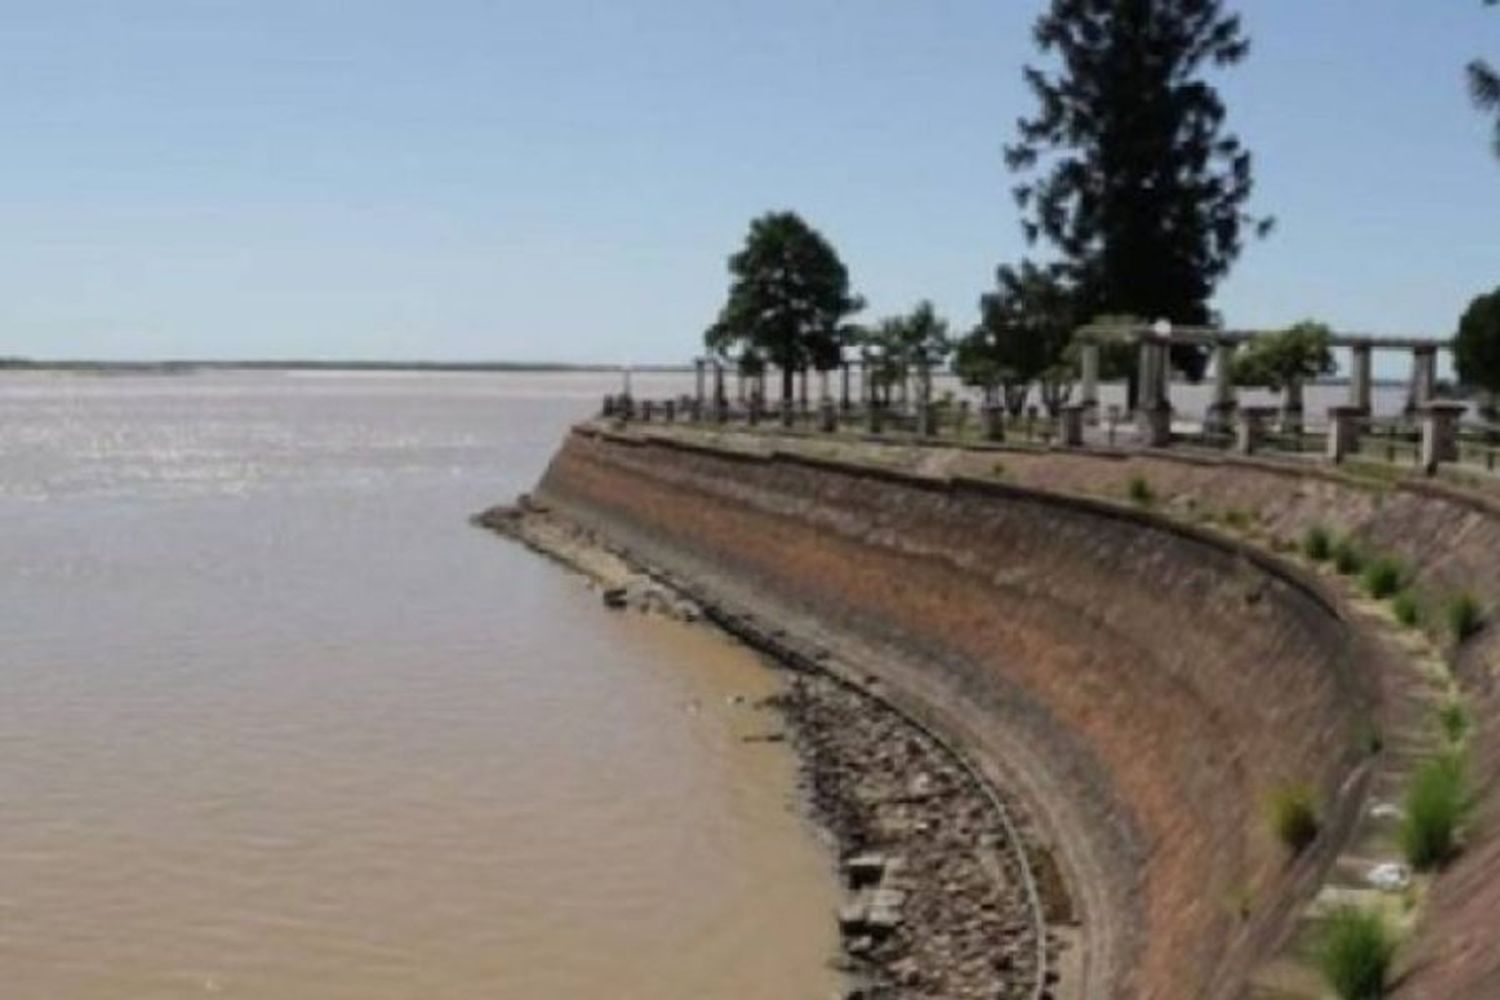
[0,370,841,1000]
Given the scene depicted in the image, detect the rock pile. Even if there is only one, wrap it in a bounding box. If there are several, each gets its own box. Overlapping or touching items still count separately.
[768,672,1048,999]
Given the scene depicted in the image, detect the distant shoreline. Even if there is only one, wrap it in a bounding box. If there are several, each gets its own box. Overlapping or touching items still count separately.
[0,360,690,375]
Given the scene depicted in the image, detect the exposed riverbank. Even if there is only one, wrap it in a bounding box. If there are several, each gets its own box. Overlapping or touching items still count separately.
[474,501,1055,999]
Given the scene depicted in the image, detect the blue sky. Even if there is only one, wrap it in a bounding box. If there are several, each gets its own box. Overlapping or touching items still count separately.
[2,1,1496,363]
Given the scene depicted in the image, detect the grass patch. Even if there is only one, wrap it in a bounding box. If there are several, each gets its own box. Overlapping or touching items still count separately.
[1446,592,1483,642]
[1127,474,1155,507]
[1361,557,1404,599]
[1391,590,1422,628]
[1268,783,1320,854]
[1302,524,1333,561]
[1400,750,1472,871]
[1317,905,1395,999]
[1332,537,1365,576]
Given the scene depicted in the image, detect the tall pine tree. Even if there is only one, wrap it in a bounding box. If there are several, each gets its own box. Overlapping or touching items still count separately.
[1006,0,1271,377]
[1470,0,1499,158]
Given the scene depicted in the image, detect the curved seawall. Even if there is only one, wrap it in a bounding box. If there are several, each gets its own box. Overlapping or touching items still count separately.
[530,427,1391,998]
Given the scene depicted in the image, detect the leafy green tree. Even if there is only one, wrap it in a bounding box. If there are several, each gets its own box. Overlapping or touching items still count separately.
[1471,1,1500,158]
[864,301,951,405]
[1455,287,1500,415]
[960,262,1079,415]
[1005,0,1271,378]
[1233,320,1335,416]
[705,212,863,404]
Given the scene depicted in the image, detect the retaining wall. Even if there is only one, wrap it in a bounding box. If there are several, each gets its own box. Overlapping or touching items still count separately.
[532,428,1392,999]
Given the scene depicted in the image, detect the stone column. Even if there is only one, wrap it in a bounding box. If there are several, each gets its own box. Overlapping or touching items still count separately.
[1407,345,1438,412]
[1206,340,1238,434]
[819,397,838,433]
[694,358,706,417]
[1079,341,1101,416]
[1349,343,1373,413]
[1420,402,1465,473]
[1142,406,1172,448]
[1061,405,1085,448]
[1136,336,1159,413]
[1236,407,1275,455]
[981,404,1005,442]
[1326,405,1363,464]
[1281,379,1305,436]
[712,361,727,423]
[917,401,936,438]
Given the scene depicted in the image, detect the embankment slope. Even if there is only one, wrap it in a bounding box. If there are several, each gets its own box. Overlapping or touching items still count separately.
[532,427,1391,999]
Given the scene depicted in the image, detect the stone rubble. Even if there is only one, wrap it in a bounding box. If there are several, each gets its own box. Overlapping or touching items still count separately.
[768,671,1049,999]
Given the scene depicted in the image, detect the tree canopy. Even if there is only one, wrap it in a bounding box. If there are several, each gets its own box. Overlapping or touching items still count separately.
[1005,0,1271,377]
[956,262,1078,414]
[1454,288,1500,402]
[705,211,863,401]
[1232,321,1336,391]
[863,301,952,403]
[1471,1,1500,158]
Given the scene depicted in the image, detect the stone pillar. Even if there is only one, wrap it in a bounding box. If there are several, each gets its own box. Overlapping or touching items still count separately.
[1420,403,1465,473]
[1206,341,1238,434]
[694,358,706,416]
[1061,405,1085,448]
[1137,336,1159,413]
[819,397,838,433]
[1236,407,1275,455]
[1349,343,1373,413]
[1326,405,1363,464]
[1079,341,1101,416]
[662,399,676,423]
[1281,379,1305,436]
[712,361,727,423]
[1142,406,1171,448]
[917,401,936,438]
[1408,345,1438,412]
[981,404,1005,442]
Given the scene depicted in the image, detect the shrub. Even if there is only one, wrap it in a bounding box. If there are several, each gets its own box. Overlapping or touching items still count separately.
[1439,701,1469,744]
[1332,538,1365,576]
[1446,592,1483,642]
[1392,591,1422,628]
[1127,474,1154,506]
[1400,751,1472,870]
[1268,783,1320,854]
[1303,524,1333,561]
[1361,557,1404,600]
[1317,905,1395,1000]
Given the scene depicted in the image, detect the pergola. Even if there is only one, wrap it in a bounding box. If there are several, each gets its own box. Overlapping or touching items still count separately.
[1073,323,1450,428]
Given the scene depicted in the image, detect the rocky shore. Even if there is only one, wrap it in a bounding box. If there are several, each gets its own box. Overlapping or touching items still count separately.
[474,499,1053,999]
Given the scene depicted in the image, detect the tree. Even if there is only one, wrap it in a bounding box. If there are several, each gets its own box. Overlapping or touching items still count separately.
[958,262,1079,415]
[1232,320,1335,416]
[1470,1,1500,158]
[1454,287,1500,415]
[705,212,863,404]
[1005,0,1272,378]
[864,302,952,406]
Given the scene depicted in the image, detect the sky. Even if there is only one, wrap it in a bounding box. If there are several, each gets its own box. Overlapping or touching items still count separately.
[2,1,1497,364]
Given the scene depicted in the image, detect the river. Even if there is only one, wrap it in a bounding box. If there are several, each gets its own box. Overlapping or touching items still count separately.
[0,370,841,1000]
